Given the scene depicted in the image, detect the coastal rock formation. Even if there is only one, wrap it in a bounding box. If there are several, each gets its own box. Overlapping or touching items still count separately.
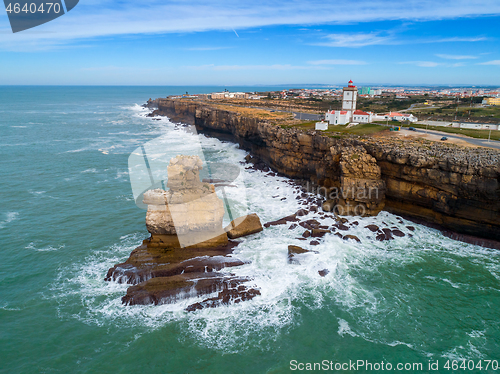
[106,155,264,308]
[324,144,385,216]
[225,213,263,239]
[153,99,500,243]
[144,155,227,248]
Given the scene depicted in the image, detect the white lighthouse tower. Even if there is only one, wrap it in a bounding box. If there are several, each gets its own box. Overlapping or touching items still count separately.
[342,79,357,123]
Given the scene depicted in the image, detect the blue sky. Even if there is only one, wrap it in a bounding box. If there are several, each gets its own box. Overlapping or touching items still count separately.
[0,0,499,85]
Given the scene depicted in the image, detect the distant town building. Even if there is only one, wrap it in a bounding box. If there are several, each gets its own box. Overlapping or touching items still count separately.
[210,92,248,99]
[483,97,500,106]
[210,92,226,99]
[358,87,371,95]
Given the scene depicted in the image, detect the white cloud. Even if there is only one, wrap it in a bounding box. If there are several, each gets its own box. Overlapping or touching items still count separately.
[0,0,499,49]
[434,37,487,43]
[478,60,500,65]
[400,61,441,67]
[436,54,479,60]
[308,59,367,65]
[316,33,392,47]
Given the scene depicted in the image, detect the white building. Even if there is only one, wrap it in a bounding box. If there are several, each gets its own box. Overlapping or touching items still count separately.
[325,80,365,125]
[352,110,373,123]
[315,121,329,131]
[210,92,248,99]
[326,110,349,125]
[383,112,418,122]
[342,80,357,121]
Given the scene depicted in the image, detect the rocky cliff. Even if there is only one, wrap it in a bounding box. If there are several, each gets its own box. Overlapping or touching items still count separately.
[153,99,500,244]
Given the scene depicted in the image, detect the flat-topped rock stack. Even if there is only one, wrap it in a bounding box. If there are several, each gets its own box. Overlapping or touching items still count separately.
[106,155,264,309]
[144,155,227,249]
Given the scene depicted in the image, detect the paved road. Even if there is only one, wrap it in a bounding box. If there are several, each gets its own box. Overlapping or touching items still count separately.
[292,112,323,121]
[409,128,500,150]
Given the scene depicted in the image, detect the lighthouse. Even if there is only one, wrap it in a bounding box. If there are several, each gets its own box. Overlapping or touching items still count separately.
[342,79,358,123]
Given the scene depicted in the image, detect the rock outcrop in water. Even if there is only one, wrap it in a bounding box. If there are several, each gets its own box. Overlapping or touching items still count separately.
[144,155,227,248]
[150,99,500,245]
[106,155,263,309]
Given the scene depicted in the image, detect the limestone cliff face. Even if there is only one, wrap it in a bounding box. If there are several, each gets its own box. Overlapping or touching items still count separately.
[363,140,500,240]
[156,99,500,241]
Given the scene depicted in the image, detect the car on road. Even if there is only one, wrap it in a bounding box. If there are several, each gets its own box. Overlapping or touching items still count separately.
[409,127,416,131]
[441,137,448,141]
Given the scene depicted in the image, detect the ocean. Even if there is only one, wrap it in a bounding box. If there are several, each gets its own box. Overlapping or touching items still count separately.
[0,86,499,373]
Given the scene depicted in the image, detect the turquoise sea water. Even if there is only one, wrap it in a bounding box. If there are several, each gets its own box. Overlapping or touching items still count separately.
[0,86,499,373]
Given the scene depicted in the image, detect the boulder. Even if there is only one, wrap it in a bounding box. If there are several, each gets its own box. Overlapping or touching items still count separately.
[343,234,361,243]
[225,213,263,239]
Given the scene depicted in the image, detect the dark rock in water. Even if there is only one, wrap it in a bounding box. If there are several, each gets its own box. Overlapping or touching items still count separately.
[122,273,252,306]
[299,221,312,230]
[302,230,311,238]
[365,224,379,232]
[392,229,405,237]
[343,235,361,243]
[185,286,261,312]
[352,221,359,226]
[334,233,344,239]
[406,226,416,231]
[225,213,263,239]
[105,242,242,285]
[264,214,299,228]
[376,228,395,241]
[310,240,320,246]
[311,229,331,238]
[319,225,329,229]
[382,228,394,240]
[334,223,349,231]
[299,219,320,230]
[288,245,310,255]
[305,219,320,226]
[295,209,309,217]
[318,269,329,277]
[337,217,349,224]
[296,237,307,241]
[288,245,314,263]
[289,223,298,230]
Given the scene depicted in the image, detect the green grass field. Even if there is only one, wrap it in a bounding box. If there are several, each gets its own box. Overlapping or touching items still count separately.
[279,121,388,136]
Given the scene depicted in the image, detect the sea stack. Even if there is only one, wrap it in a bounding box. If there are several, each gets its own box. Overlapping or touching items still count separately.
[106,155,263,308]
[144,155,228,249]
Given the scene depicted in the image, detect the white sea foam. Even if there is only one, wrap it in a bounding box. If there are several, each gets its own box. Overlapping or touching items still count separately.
[65,147,90,153]
[0,212,19,229]
[81,168,98,173]
[26,242,65,252]
[338,318,358,337]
